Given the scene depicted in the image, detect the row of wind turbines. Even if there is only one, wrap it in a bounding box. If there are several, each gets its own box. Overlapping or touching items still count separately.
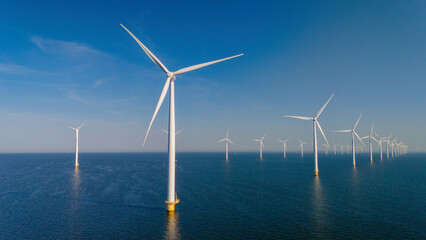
[116,24,408,212]
[215,94,408,178]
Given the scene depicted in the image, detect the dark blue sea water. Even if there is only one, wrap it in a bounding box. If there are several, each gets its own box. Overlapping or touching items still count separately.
[0,152,425,239]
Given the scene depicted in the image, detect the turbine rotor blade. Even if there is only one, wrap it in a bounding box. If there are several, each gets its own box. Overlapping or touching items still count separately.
[261,134,266,141]
[354,131,365,146]
[370,122,375,136]
[173,54,243,75]
[217,138,226,143]
[283,115,313,121]
[315,94,334,118]
[227,139,234,145]
[334,130,352,133]
[120,24,169,73]
[176,128,185,135]
[316,121,329,146]
[77,122,85,129]
[143,77,172,147]
[353,113,363,130]
[160,128,168,134]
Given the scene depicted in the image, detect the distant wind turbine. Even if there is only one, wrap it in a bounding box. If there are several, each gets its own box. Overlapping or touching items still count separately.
[284,94,333,176]
[277,138,290,159]
[68,123,85,168]
[161,128,185,135]
[298,138,310,158]
[374,132,388,160]
[322,144,329,155]
[217,129,234,161]
[335,114,365,167]
[364,123,379,162]
[121,24,243,212]
[253,134,266,160]
[333,144,337,155]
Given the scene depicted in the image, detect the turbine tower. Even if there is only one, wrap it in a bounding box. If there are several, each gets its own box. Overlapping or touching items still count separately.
[121,24,243,212]
[277,138,290,159]
[217,129,234,161]
[68,123,85,168]
[335,114,365,167]
[333,144,337,155]
[252,134,266,160]
[284,94,333,176]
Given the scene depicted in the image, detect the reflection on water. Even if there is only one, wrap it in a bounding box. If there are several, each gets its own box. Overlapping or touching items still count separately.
[72,168,80,197]
[312,177,329,236]
[164,212,180,240]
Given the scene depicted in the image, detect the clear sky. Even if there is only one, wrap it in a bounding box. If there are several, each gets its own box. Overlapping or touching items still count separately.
[0,0,425,153]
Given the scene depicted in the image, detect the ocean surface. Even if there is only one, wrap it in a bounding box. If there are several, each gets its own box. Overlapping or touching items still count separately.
[0,152,425,239]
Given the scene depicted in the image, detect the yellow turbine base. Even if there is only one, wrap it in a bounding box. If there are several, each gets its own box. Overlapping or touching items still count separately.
[314,170,318,176]
[75,164,79,168]
[165,194,180,212]
[353,163,356,167]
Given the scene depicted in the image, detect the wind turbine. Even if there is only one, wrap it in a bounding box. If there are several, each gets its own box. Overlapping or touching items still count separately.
[298,138,310,158]
[121,24,243,212]
[277,138,290,159]
[284,94,333,176]
[253,134,266,160]
[333,144,337,155]
[335,114,365,167]
[365,123,379,163]
[322,144,329,156]
[217,129,234,161]
[374,132,388,160]
[161,128,185,135]
[68,123,85,168]
[340,144,345,154]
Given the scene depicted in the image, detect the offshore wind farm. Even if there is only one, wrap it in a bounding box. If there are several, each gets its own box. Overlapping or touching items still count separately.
[0,1,425,239]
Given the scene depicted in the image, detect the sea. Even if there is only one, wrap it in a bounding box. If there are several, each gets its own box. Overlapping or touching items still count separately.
[0,152,424,239]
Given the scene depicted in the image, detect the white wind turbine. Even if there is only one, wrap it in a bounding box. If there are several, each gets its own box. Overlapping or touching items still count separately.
[335,114,365,167]
[365,123,379,162]
[68,123,85,168]
[217,129,234,161]
[340,144,345,154]
[322,144,329,156]
[253,134,266,160]
[298,138,310,158]
[374,132,388,160]
[284,94,333,176]
[333,144,337,155]
[161,128,185,135]
[121,24,243,212]
[277,138,290,159]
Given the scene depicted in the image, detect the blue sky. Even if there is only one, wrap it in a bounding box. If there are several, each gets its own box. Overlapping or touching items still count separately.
[0,0,425,152]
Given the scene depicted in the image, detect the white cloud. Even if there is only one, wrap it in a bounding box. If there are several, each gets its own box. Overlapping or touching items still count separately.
[31,36,109,58]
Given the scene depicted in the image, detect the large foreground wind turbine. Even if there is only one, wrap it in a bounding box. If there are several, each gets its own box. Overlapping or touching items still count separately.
[121,24,243,212]
[335,114,365,167]
[68,123,85,168]
[284,94,333,176]
[277,138,290,159]
[217,129,234,161]
[253,134,266,160]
